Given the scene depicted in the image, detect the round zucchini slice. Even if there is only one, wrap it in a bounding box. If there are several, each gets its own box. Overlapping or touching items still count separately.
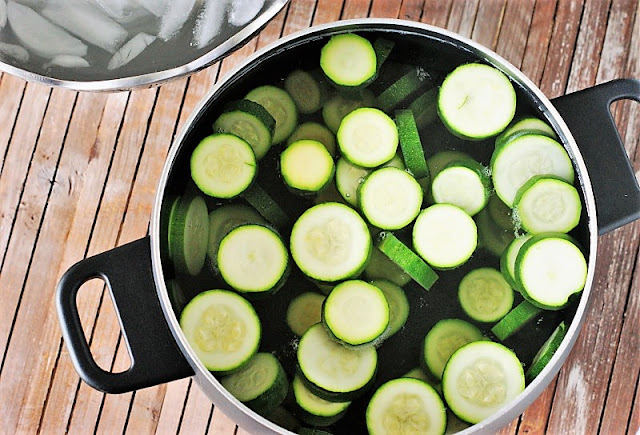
[370,279,410,340]
[218,224,289,296]
[168,194,209,276]
[221,352,288,416]
[297,324,377,401]
[286,292,326,337]
[246,85,298,144]
[423,318,484,380]
[438,63,516,140]
[190,133,257,199]
[514,233,587,310]
[292,374,351,427]
[280,139,335,194]
[458,268,514,323]
[413,204,477,270]
[322,280,390,347]
[338,107,399,168]
[180,290,260,374]
[366,378,447,435]
[290,202,372,282]
[359,167,423,230]
[320,33,377,87]
[442,341,524,424]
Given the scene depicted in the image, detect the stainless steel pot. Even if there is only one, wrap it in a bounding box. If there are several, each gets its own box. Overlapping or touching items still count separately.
[56,19,640,434]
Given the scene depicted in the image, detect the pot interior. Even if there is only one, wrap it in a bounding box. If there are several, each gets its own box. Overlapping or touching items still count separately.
[159,26,591,434]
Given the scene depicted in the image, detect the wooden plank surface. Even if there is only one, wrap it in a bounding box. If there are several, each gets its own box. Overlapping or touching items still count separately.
[0,1,638,434]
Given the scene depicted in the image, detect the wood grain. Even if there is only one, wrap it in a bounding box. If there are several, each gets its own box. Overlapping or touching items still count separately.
[0,1,638,434]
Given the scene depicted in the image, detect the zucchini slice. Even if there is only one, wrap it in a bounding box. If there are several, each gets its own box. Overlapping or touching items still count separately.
[475,207,516,258]
[190,133,257,199]
[322,280,390,347]
[297,324,378,401]
[513,175,582,234]
[395,109,429,179]
[438,63,516,140]
[376,232,439,291]
[514,233,587,310]
[207,204,266,272]
[287,122,336,157]
[370,279,410,340]
[458,268,514,323]
[526,321,567,381]
[286,292,326,337]
[491,133,574,207]
[212,99,275,160]
[284,69,327,114]
[495,116,557,148]
[377,68,429,112]
[413,204,477,270]
[335,157,370,207]
[337,107,399,168]
[431,159,490,216]
[292,374,351,427]
[322,90,376,134]
[366,378,446,435]
[423,318,484,380]
[442,341,524,424]
[500,235,533,290]
[359,167,423,230]
[246,85,298,144]
[281,139,335,194]
[290,202,372,282]
[180,290,260,373]
[221,352,288,416]
[487,194,514,231]
[218,224,289,296]
[364,246,412,287]
[320,33,376,87]
[169,195,209,276]
[242,184,289,229]
[491,300,542,341]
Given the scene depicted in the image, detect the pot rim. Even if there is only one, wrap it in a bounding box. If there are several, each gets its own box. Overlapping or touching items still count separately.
[0,0,288,92]
[150,18,598,435]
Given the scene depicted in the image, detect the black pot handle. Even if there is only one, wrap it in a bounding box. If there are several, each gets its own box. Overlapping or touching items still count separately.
[552,78,640,235]
[56,237,194,394]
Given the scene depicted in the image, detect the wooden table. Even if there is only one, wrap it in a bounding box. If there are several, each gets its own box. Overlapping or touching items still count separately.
[0,0,638,434]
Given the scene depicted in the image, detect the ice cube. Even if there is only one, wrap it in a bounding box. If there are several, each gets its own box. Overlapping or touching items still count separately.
[192,0,228,49]
[0,0,6,29]
[0,42,29,62]
[7,1,88,59]
[92,0,151,24]
[158,0,198,41]
[228,0,265,27]
[108,32,155,70]
[135,0,168,17]
[11,0,44,8]
[45,55,90,68]
[41,0,128,54]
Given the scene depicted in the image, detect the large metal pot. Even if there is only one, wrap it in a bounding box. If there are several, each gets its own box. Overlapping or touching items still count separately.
[56,19,640,434]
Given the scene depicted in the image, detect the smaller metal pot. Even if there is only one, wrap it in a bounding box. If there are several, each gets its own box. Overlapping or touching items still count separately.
[57,19,640,434]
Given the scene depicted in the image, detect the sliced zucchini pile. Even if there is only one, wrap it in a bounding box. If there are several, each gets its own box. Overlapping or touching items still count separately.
[165,31,588,434]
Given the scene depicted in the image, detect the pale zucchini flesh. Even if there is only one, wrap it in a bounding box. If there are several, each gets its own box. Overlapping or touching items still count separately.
[297,324,377,398]
[438,63,516,140]
[320,33,377,87]
[337,107,399,168]
[458,267,514,323]
[366,378,447,435]
[190,133,257,199]
[359,167,423,230]
[281,139,335,193]
[180,290,260,373]
[290,202,372,282]
[413,204,478,269]
[442,341,525,424]
[218,224,289,294]
[491,134,574,207]
[323,280,390,346]
[286,292,326,337]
